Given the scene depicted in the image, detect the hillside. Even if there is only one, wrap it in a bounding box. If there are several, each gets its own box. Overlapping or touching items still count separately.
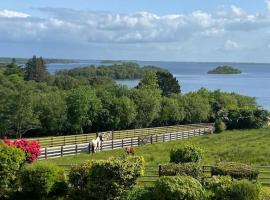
[40,128,270,166]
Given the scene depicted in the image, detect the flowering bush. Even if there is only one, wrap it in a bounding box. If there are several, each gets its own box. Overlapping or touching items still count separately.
[4,138,41,162]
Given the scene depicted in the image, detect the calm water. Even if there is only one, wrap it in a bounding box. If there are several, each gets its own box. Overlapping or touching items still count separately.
[48,61,270,110]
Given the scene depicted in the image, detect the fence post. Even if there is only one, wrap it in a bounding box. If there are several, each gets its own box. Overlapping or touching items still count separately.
[131,138,133,146]
[101,141,103,151]
[122,139,124,148]
[75,144,78,154]
[61,146,63,157]
[112,138,114,149]
[199,129,201,135]
[163,133,165,142]
[45,147,47,159]
[158,164,162,177]
[88,143,91,154]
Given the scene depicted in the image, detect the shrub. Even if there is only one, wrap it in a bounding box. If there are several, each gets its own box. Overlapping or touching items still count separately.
[0,142,26,199]
[206,176,233,200]
[211,162,259,180]
[153,176,206,200]
[214,119,226,133]
[206,177,261,200]
[228,180,261,200]
[4,139,41,162]
[170,144,203,163]
[20,162,67,198]
[124,187,154,200]
[69,156,144,200]
[160,162,202,180]
[68,162,92,199]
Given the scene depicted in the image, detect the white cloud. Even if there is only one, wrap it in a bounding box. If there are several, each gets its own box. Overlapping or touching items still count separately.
[266,0,270,12]
[0,9,30,18]
[224,40,239,50]
[1,2,270,62]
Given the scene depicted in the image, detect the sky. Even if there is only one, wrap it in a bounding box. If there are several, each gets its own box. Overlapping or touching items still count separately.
[1,0,270,62]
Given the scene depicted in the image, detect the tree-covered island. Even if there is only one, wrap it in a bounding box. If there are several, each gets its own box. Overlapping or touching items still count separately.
[208,65,242,74]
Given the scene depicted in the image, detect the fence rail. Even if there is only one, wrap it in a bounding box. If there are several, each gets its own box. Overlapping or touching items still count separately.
[25,123,213,148]
[38,124,214,160]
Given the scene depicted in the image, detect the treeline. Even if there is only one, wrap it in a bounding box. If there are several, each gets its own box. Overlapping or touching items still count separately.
[0,57,268,138]
[0,57,78,64]
[56,62,167,79]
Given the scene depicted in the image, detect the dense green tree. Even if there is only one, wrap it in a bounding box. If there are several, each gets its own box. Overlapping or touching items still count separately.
[34,91,67,134]
[66,87,93,133]
[111,96,137,130]
[0,80,39,137]
[157,97,185,125]
[24,56,48,82]
[184,92,211,123]
[3,59,23,77]
[156,71,181,96]
[132,87,161,127]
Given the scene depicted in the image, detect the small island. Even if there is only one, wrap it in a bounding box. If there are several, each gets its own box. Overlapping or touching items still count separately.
[208,65,242,74]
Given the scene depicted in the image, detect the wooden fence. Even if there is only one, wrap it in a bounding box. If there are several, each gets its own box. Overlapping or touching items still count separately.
[56,164,270,186]
[38,124,213,160]
[28,123,213,148]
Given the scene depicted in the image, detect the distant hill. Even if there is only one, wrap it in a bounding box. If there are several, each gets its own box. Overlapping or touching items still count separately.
[208,65,242,74]
[0,57,78,64]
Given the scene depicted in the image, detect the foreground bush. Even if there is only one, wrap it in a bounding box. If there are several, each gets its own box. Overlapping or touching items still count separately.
[68,162,92,199]
[0,142,26,199]
[211,162,259,180]
[153,176,206,200]
[206,176,261,200]
[228,179,261,200]
[69,156,144,200]
[160,162,202,180]
[170,144,203,163]
[4,139,41,162]
[124,187,154,200]
[20,162,67,199]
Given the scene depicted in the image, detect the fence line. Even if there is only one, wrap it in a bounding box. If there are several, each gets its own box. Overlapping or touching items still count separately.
[56,164,270,186]
[38,125,214,160]
[25,123,213,148]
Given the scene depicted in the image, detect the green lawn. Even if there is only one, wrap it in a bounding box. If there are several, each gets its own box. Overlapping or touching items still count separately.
[40,128,270,166]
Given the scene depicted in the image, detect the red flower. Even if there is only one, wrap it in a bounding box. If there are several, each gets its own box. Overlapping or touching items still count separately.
[4,138,41,162]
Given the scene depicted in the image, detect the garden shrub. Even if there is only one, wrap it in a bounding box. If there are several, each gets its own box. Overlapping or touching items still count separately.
[206,176,233,200]
[211,162,259,180]
[206,176,261,200]
[214,119,226,133]
[153,176,206,200]
[20,162,67,199]
[68,162,92,199]
[69,156,144,200]
[0,142,26,199]
[170,144,203,163]
[124,187,154,200]
[160,162,202,180]
[228,179,261,200]
[4,139,41,162]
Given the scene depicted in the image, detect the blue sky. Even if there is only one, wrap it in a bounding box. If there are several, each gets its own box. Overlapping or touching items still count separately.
[1,0,270,62]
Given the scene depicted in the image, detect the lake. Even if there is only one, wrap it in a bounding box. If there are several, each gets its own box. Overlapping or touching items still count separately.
[48,61,270,110]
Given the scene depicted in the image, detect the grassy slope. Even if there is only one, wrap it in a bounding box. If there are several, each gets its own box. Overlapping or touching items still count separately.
[40,128,270,166]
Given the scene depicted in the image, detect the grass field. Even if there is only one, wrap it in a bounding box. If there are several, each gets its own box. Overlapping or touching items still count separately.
[40,128,270,166]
